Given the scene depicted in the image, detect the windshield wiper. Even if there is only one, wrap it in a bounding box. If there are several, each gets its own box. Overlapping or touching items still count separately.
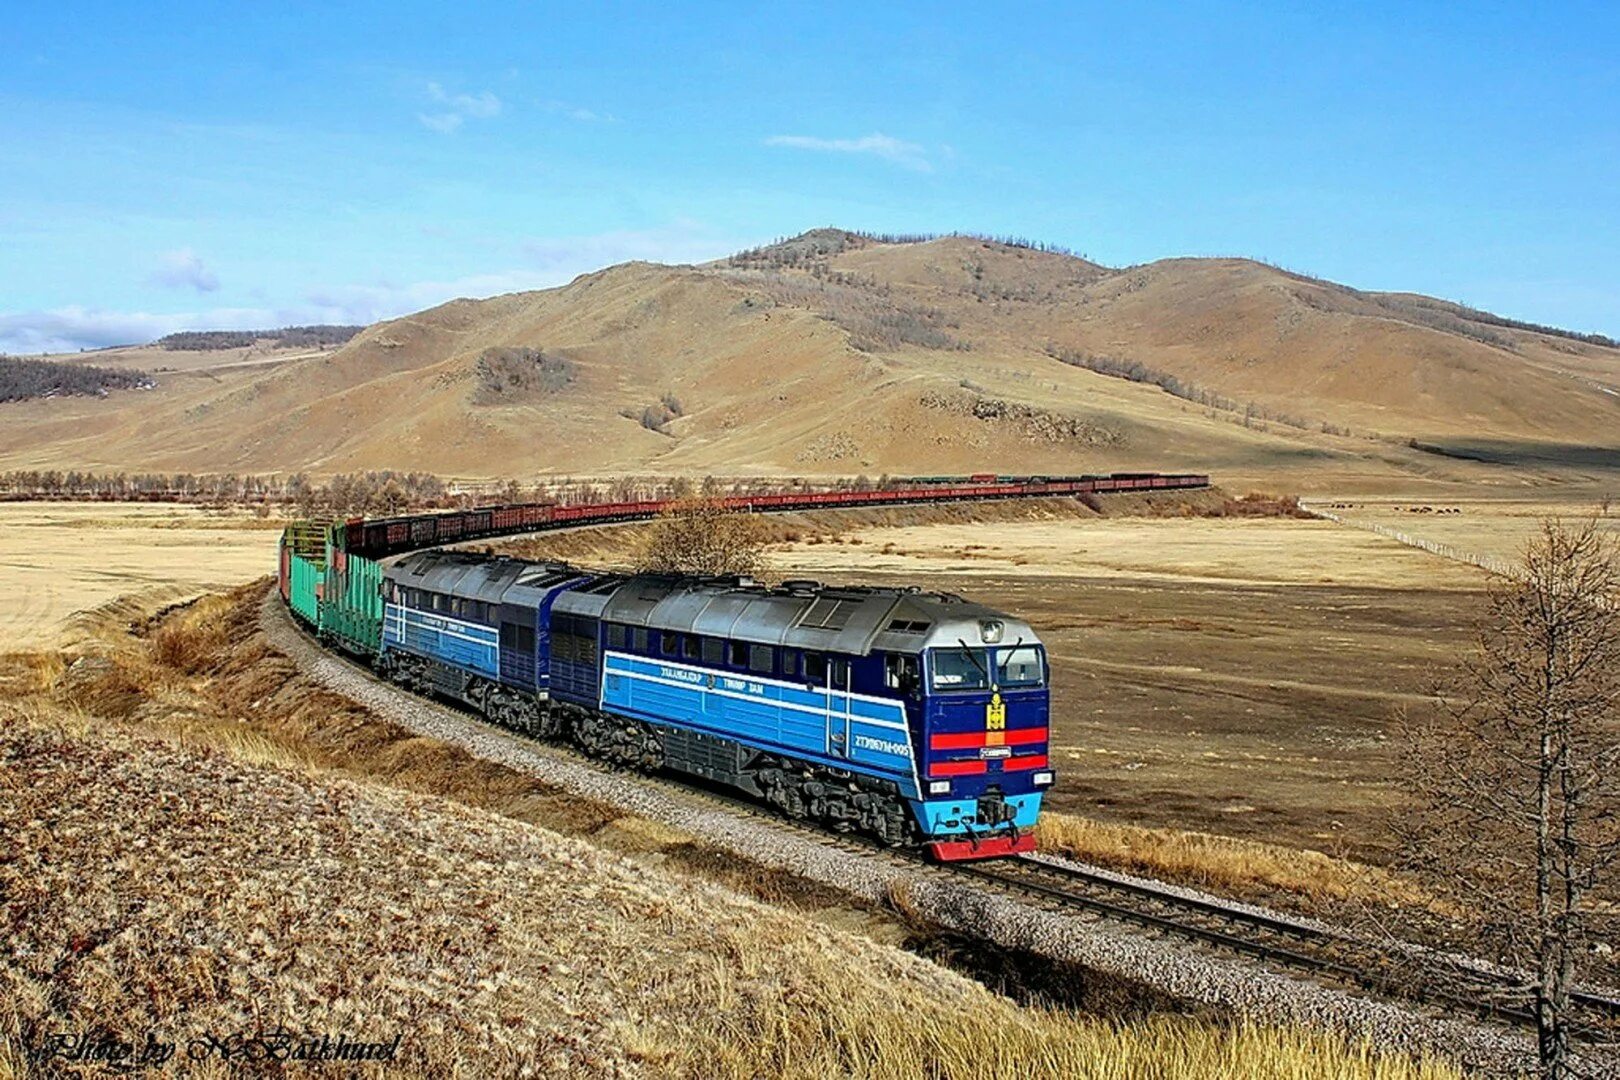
[955,639,991,684]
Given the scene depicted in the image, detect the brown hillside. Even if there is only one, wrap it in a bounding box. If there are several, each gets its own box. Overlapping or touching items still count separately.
[2,230,1615,488]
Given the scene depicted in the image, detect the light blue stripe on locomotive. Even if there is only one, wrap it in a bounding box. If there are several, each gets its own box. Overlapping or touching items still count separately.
[382,602,499,678]
[600,651,919,796]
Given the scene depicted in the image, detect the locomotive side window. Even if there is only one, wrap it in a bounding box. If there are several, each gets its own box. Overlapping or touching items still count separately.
[702,637,724,665]
[830,658,849,691]
[606,624,627,650]
[884,653,920,694]
[803,651,827,684]
[748,644,774,675]
[681,634,699,660]
[727,640,749,667]
[632,627,648,653]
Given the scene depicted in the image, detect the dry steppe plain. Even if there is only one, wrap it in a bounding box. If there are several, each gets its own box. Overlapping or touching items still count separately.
[0,502,280,650]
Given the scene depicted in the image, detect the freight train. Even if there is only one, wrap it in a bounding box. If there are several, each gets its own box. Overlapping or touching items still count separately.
[278,472,1209,859]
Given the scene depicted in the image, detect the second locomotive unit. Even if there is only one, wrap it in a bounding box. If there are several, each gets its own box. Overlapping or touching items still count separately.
[379,550,1052,859]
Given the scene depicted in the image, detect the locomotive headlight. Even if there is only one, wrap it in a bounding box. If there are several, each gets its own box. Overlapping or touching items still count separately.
[928,780,952,795]
[1032,770,1054,787]
[980,619,1004,644]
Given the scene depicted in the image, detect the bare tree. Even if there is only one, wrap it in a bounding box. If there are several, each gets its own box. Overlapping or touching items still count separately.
[1396,517,1620,1077]
[636,498,765,577]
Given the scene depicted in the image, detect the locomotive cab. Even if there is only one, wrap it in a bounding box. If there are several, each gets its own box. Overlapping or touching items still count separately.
[907,616,1053,860]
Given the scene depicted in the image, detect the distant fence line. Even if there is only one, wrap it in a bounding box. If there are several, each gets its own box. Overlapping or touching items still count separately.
[1298,501,1515,578]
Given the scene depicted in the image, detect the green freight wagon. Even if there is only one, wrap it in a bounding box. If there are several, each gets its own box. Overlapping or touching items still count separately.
[321,520,384,657]
[280,519,330,629]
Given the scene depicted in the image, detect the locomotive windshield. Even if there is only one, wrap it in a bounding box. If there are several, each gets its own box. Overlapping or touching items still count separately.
[929,646,1046,691]
[930,648,990,691]
[995,646,1044,688]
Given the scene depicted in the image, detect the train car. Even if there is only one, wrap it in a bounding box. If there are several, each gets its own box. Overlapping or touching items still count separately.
[280,520,329,628]
[569,575,1051,859]
[378,552,592,729]
[375,550,1051,859]
[321,534,385,657]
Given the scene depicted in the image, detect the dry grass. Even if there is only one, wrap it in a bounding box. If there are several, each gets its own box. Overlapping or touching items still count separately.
[1037,812,1426,909]
[1320,497,1620,568]
[0,653,64,699]
[0,686,1459,1080]
[0,502,278,651]
[0,586,1467,1078]
[765,513,1486,589]
[147,598,231,674]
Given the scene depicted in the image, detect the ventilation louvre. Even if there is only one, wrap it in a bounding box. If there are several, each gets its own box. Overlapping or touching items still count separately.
[798,597,854,631]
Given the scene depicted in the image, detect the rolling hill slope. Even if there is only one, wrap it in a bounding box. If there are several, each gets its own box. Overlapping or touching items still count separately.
[3,230,1616,488]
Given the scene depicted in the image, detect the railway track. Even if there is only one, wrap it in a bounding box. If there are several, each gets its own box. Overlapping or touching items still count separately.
[270,593,1620,1048]
[954,854,1620,1039]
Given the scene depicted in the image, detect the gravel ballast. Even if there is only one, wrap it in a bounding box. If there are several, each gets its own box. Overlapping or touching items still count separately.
[260,589,1537,1073]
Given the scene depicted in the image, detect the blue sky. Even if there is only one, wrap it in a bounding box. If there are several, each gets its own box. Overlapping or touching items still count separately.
[3,2,1617,353]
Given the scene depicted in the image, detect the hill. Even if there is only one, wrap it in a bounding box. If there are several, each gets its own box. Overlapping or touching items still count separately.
[2,230,1615,489]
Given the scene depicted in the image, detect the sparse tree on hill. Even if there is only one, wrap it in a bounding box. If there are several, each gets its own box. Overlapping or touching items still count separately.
[637,498,765,578]
[1395,517,1620,1078]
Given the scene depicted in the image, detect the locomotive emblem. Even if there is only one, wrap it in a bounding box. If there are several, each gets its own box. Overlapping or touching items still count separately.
[986,690,1006,734]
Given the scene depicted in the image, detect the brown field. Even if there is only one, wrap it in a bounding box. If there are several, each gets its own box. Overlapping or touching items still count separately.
[1310,497,1620,566]
[765,515,1492,862]
[0,503,281,650]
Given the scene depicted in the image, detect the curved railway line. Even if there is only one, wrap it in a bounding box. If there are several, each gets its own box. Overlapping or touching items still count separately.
[957,857,1620,1039]
[269,591,1620,1049]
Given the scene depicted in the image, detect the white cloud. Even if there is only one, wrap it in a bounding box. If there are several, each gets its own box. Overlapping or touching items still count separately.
[417,112,464,134]
[428,82,501,117]
[764,132,931,171]
[1,224,746,354]
[540,99,614,123]
[148,248,220,292]
[0,305,277,355]
[418,81,502,133]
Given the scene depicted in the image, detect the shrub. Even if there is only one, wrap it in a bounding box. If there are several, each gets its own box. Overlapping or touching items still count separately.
[471,347,576,403]
[637,499,765,576]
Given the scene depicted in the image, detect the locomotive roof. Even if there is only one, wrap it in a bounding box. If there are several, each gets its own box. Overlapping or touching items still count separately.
[383,550,1040,655]
[561,574,1039,657]
[384,549,581,604]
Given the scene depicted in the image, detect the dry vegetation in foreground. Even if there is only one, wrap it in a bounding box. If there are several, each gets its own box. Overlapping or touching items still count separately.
[1036,813,1425,911]
[0,588,1460,1078]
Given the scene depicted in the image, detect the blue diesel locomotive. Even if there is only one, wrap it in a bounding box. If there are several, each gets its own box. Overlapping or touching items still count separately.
[379,550,1052,860]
